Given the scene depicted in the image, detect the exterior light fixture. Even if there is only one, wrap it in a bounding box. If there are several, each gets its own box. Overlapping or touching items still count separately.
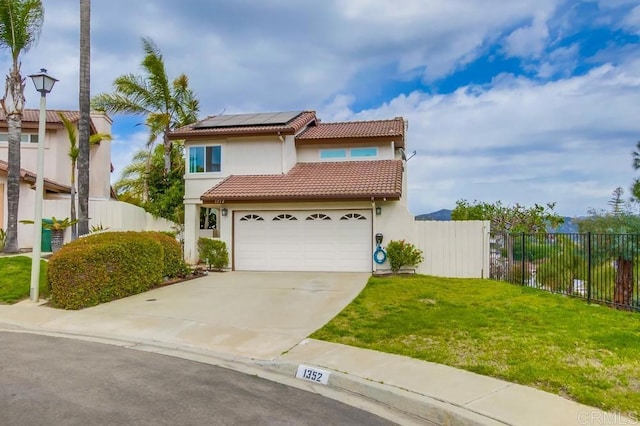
[28,68,57,302]
[375,206,382,215]
[221,208,228,217]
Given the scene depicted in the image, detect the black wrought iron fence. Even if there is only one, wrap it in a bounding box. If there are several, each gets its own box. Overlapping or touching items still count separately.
[490,232,640,312]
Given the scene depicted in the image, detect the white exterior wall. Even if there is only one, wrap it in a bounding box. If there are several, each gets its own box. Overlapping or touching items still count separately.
[0,114,113,200]
[296,143,394,162]
[89,112,113,199]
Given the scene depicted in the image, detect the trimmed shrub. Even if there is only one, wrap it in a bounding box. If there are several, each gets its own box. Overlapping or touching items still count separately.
[48,232,163,309]
[143,231,189,278]
[198,238,229,270]
[385,240,424,272]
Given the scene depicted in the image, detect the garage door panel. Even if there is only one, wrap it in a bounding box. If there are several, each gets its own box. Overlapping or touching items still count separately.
[235,210,371,272]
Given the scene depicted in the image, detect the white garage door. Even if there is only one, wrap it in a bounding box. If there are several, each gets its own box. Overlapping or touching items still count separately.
[234,210,372,272]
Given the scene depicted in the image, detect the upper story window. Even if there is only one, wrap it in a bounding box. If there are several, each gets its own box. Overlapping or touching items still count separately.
[0,133,39,143]
[319,147,377,160]
[351,147,377,158]
[189,145,221,173]
[319,148,346,159]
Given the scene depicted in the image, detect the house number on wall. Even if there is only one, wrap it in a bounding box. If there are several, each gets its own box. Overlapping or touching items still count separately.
[295,365,330,385]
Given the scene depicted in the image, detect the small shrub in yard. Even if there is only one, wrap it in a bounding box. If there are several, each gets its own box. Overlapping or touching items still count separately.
[48,232,163,309]
[386,240,424,272]
[198,238,229,270]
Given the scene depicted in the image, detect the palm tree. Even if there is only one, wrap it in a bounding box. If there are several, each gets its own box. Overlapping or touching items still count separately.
[0,0,44,253]
[77,0,91,236]
[59,112,111,240]
[91,37,199,182]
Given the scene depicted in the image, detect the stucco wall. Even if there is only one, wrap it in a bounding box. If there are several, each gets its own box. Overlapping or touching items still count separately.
[296,142,394,162]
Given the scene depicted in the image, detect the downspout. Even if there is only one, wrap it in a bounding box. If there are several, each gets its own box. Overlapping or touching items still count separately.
[371,198,376,272]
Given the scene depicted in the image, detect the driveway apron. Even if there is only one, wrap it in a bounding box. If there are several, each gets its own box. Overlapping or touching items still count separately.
[35,272,370,360]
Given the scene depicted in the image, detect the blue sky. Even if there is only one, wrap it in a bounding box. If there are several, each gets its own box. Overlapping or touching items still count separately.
[3,0,640,217]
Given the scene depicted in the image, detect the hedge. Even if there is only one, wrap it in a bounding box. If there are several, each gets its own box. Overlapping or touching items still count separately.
[143,231,188,278]
[48,231,170,309]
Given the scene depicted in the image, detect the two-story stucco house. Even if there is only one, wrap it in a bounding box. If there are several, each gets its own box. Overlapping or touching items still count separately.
[0,109,113,249]
[170,111,416,272]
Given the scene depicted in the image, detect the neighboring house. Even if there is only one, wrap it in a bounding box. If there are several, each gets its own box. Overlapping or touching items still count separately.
[0,109,113,249]
[169,111,416,272]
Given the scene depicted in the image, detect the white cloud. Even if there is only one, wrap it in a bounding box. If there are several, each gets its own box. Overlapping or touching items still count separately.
[622,5,640,33]
[503,16,550,59]
[323,59,640,216]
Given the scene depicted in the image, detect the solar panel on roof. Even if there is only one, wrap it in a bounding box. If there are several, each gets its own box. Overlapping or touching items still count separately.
[193,111,303,129]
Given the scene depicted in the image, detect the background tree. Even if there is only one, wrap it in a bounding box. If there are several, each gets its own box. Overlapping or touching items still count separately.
[451,200,564,233]
[59,112,110,240]
[453,200,564,279]
[577,187,640,309]
[113,143,185,224]
[91,37,199,193]
[0,0,44,252]
[77,0,90,236]
[607,187,625,215]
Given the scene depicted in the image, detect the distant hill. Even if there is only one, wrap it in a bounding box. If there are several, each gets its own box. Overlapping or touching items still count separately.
[415,210,580,233]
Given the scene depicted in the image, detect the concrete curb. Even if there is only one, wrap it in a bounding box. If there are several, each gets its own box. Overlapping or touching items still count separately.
[0,324,503,425]
[261,360,507,426]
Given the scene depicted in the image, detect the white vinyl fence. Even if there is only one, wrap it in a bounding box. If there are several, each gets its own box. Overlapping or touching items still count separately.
[43,199,176,243]
[413,220,490,278]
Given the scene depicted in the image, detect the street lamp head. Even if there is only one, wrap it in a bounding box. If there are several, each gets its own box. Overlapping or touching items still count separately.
[29,68,58,95]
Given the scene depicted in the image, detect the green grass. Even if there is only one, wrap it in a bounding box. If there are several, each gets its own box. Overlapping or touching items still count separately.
[0,256,49,303]
[311,275,640,415]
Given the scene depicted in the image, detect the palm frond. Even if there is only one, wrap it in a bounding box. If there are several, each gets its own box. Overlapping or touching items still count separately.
[0,0,44,62]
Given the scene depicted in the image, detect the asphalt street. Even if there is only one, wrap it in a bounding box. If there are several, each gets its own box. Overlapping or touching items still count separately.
[0,332,395,426]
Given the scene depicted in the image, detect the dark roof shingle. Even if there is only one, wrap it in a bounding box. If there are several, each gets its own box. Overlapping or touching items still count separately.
[201,160,403,202]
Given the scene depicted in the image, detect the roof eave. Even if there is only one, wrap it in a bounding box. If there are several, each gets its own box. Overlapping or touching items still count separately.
[168,127,298,141]
[200,193,402,203]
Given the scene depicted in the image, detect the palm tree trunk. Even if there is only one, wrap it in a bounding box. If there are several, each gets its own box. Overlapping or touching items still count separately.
[3,113,21,252]
[70,163,77,240]
[163,130,171,174]
[614,257,633,310]
[77,0,91,236]
[2,66,26,253]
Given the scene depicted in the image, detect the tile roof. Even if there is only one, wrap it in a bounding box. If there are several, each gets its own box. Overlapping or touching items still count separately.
[296,117,405,146]
[201,160,403,202]
[0,159,71,193]
[169,111,317,139]
[0,109,80,124]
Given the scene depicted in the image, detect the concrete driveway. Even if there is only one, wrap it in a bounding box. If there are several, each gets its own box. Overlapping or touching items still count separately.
[29,272,370,360]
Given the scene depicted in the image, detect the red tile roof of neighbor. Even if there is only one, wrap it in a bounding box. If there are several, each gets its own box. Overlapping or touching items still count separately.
[0,160,71,193]
[296,117,406,141]
[201,160,403,202]
[169,111,318,139]
[0,109,80,124]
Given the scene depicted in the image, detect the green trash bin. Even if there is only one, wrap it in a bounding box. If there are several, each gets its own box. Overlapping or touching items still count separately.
[41,218,53,252]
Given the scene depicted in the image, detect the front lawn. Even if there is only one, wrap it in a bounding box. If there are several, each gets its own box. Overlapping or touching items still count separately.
[0,256,49,303]
[311,275,640,415]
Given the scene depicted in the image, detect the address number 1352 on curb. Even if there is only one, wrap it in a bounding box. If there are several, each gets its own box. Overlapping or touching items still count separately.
[296,365,330,385]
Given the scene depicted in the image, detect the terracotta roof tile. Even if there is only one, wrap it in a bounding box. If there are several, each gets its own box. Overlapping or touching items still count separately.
[169,111,317,139]
[0,109,80,124]
[296,117,405,142]
[201,160,403,202]
[0,159,71,193]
